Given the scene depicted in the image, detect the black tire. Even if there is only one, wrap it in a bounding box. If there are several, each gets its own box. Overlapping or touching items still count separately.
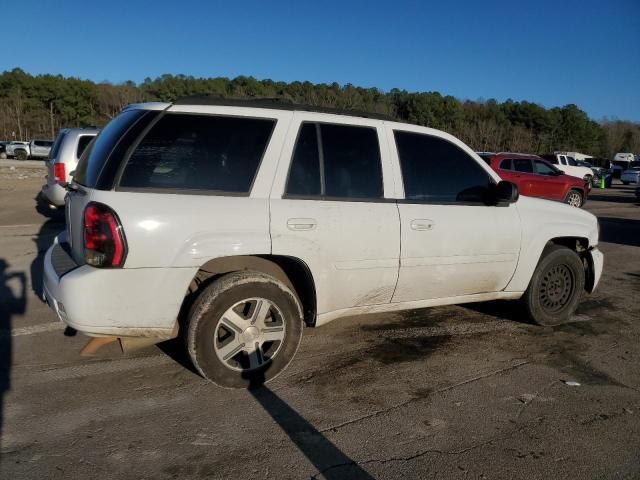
[15,149,28,160]
[186,271,303,388]
[522,245,585,326]
[564,189,583,208]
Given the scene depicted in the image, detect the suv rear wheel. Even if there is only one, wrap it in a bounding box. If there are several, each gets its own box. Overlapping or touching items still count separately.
[186,271,303,388]
[522,245,585,326]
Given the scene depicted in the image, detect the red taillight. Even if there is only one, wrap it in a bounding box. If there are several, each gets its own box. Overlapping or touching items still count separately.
[83,202,127,268]
[53,163,65,184]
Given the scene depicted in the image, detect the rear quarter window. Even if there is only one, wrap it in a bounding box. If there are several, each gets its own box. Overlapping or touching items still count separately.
[48,131,68,160]
[76,135,95,159]
[74,109,156,188]
[118,113,275,194]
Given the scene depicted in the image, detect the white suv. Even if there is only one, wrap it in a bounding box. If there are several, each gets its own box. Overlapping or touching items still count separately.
[41,127,99,207]
[43,98,604,388]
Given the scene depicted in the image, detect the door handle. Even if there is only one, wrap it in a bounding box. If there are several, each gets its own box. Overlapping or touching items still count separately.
[410,219,434,231]
[287,218,317,231]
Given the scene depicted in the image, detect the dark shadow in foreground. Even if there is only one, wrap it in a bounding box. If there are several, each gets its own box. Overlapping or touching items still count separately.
[598,217,640,248]
[0,259,27,461]
[29,218,64,300]
[247,371,374,479]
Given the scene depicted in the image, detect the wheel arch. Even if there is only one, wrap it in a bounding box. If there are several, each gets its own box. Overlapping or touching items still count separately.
[506,233,592,293]
[181,255,317,328]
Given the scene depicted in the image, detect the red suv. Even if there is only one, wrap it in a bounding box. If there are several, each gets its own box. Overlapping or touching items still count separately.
[478,153,588,207]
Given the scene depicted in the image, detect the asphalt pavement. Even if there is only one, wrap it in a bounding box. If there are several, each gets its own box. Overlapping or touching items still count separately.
[0,169,639,479]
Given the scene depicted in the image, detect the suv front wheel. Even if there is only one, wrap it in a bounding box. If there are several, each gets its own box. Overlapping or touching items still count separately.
[186,271,303,388]
[522,245,585,326]
[564,190,583,208]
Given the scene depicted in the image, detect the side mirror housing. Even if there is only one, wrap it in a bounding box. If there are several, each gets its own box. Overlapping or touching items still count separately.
[492,181,519,206]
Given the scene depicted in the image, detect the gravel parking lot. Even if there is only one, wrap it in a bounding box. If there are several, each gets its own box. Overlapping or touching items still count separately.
[0,166,639,479]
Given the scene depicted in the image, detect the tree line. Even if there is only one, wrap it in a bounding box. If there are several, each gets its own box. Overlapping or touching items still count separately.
[1,68,638,160]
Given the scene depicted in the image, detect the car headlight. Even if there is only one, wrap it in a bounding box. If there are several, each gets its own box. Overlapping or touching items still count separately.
[583,174,591,182]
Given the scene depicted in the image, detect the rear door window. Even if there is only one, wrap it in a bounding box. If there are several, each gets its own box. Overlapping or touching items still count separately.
[286,124,321,196]
[119,113,275,193]
[500,159,512,170]
[285,122,383,199]
[321,124,382,199]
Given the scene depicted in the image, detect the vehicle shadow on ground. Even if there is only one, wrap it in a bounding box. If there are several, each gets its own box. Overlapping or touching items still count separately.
[462,300,535,325]
[30,219,64,300]
[0,259,27,459]
[34,193,65,220]
[588,193,639,205]
[247,371,373,479]
[598,217,640,248]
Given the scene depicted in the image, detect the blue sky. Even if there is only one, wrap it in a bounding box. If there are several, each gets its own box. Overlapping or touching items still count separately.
[2,0,639,121]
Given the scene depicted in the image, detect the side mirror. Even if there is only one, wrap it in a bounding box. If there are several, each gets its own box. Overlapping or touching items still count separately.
[492,181,519,206]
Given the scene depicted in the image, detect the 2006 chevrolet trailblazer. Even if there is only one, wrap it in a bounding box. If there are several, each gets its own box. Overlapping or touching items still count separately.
[43,98,603,388]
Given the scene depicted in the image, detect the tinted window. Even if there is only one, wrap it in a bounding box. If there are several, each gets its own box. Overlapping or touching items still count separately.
[285,122,383,199]
[500,158,512,170]
[541,154,558,165]
[48,131,68,161]
[534,160,557,175]
[321,124,382,199]
[286,124,321,196]
[75,109,149,187]
[119,114,275,192]
[76,135,95,159]
[566,156,577,166]
[513,159,533,173]
[394,131,492,203]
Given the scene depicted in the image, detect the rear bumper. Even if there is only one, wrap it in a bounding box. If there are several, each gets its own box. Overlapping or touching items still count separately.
[41,182,67,207]
[43,240,197,338]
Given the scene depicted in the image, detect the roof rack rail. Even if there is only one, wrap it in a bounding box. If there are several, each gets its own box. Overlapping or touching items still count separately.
[173,95,397,122]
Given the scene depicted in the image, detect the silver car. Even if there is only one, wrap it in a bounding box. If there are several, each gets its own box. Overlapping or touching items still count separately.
[41,128,98,207]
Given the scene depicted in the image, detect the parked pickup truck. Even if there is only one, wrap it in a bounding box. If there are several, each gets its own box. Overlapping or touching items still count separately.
[5,139,53,159]
[5,141,30,159]
[43,98,603,388]
[540,153,594,186]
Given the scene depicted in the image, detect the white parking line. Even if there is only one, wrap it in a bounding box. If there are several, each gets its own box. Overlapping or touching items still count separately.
[0,224,40,228]
[19,354,175,385]
[10,322,65,336]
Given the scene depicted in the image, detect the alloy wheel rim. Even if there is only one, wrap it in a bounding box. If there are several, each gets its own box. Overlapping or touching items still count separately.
[539,264,575,313]
[568,192,581,207]
[214,297,286,372]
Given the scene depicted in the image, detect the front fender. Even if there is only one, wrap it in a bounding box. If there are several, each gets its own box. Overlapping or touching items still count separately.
[506,197,599,292]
